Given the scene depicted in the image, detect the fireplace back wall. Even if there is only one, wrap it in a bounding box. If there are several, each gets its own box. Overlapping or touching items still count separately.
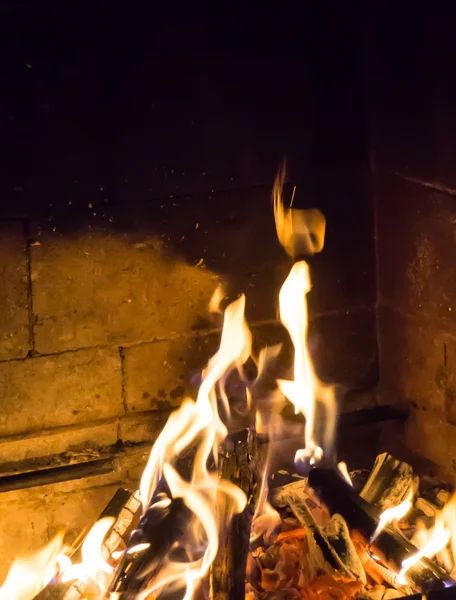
[369,4,456,478]
[0,5,376,575]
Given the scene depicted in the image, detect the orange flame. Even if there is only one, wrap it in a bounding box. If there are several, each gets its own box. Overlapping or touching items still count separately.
[273,161,326,259]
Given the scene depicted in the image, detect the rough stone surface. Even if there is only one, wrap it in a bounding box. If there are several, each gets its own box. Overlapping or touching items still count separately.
[118,411,171,445]
[377,305,456,472]
[0,420,119,468]
[376,174,456,324]
[123,332,221,412]
[375,172,456,470]
[0,348,123,437]
[0,220,29,360]
[31,232,221,353]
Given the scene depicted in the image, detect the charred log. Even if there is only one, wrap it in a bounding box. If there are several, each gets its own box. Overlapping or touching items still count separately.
[107,494,192,599]
[211,428,262,600]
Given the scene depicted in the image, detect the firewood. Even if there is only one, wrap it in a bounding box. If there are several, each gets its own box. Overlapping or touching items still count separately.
[107,494,192,599]
[308,467,454,593]
[272,479,366,584]
[33,488,140,600]
[210,428,263,600]
[360,453,418,512]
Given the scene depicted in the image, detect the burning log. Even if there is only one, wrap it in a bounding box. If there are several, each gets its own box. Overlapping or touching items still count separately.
[308,467,454,593]
[100,430,261,600]
[63,489,142,600]
[107,494,192,599]
[210,428,262,600]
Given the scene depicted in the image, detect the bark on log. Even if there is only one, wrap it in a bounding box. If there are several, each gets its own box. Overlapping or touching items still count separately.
[210,428,262,600]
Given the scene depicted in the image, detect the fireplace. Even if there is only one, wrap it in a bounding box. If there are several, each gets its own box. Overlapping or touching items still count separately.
[1,4,456,600]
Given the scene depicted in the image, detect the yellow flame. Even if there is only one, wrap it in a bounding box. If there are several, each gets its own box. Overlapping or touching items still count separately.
[338,462,353,487]
[398,511,451,584]
[61,517,114,587]
[0,534,64,600]
[273,161,326,259]
[396,493,456,584]
[277,261,336,467]
[136,292,251,599]
[371,490,414,544]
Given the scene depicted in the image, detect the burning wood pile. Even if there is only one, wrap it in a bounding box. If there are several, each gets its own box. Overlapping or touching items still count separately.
[1,164,456,600]
[247,454,456,600]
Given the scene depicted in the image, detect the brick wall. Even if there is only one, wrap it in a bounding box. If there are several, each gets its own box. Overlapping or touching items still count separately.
[0,5,376,576]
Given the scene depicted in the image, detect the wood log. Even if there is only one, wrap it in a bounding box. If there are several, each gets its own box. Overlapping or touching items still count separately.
[360,453,418,511]
[107,494,192,599]
[308,467,454,593]
[210,428,263,600]
[272,479,366,583]
[34,488,140,600]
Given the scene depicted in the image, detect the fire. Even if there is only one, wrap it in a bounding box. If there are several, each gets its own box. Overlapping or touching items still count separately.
[0,534,64,600]
[61,517,115,587]
[133,293,251,599]
[276,261,336,468]
[371,490,414,544]
[397,493,456,585]
[5,161,456,600]
[272,160,326,259]
[338,462,353,487]
[273,163,335,469]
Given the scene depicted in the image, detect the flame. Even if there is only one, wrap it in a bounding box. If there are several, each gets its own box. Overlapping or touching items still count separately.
[273,161,326,259]
[277,261,336,468]
[398,513,451,584]
[61,517,114,587]
[135,293,251,598]
[0,534,64,600]
[370,490,414,544]
[397,493,456,584]
[338,462,353,487]
[208,285,225,314]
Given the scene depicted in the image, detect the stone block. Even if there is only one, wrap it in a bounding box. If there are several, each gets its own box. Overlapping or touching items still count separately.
[376,173,456,325]
[0,420,119,469]
[309,309,377,390]
[0,348,123,437]
[377,305,456,471]
[123,333,221,412]
[31,232,221,353]
[118,411,170,445]
[0,221,29,360]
